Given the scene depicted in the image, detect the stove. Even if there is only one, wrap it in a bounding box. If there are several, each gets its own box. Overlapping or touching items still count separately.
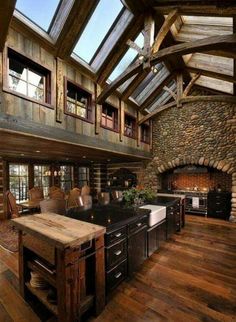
[173,190,208,215]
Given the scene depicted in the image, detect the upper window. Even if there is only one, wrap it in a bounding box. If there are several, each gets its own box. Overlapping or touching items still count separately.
[65,78,93,122]
[8,49,51,104]
[140,123,150,144]
[73,0,123,64]
[124,114,136,139]
[101,103,119,132]
[15,0,61,32]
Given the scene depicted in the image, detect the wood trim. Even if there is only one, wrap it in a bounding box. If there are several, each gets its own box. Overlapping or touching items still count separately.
[94,83,100,135]
[97,34,236,104]
[119,99,124,142]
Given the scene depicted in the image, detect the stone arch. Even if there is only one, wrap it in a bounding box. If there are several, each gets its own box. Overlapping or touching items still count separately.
[153,157,236,222]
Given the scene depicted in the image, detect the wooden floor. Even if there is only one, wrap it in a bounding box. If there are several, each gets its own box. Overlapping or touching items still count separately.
[0,215,236,322]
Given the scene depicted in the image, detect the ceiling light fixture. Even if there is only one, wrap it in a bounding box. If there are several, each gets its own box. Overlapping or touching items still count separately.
[151,66,158,74]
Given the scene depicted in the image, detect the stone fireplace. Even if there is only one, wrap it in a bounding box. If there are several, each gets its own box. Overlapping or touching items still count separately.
[141,90,236,222]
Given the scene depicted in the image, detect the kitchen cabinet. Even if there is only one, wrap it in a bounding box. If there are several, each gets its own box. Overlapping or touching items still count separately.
[207,192,231,220]
[147,220,166,257]
[166,200,181,239]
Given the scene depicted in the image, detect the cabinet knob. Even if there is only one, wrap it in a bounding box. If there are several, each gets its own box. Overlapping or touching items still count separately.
[115,233,122,237]
[136,223,142,227]
[114,250,122,256]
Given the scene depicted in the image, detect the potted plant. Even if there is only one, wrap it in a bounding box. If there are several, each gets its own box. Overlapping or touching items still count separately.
[123,186,155,206]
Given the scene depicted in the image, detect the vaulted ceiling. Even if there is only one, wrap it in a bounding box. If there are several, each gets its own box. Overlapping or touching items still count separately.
[1,0,236,118]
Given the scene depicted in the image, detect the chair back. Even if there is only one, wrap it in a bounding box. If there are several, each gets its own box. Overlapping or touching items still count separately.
[81,195,92,210]
[81,184,90,196]
[49,189,65,200]
[111,190,123,202]
[6,190,20,218]
[40,199,66,216]
[98,192,110,205]
[29,187,44,201]
[67,188,81,208]
[49,186,60,194]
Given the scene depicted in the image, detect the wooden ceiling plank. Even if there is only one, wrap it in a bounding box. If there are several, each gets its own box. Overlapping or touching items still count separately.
[97,33,236,104]
[183,73,201,97]
[0,0,17,51]
[152,9,179,54]
[55,0,99,59]
[186,66,236,84]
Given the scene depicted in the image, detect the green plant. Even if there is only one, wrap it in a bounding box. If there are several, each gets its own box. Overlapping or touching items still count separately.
[123,187,155,204]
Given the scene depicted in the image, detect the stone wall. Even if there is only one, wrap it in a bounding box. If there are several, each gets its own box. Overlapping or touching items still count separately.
[142,94,236,221]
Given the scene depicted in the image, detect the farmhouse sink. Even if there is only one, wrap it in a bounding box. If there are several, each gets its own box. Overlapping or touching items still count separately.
[139,204,166,227]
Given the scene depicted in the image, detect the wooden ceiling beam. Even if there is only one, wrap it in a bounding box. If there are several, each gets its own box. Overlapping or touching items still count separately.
[163,85,177,101]
[186,66,236,84]
[139,101,177,124]
[0,0,16,51]
[233,16,236,94]
[97,33,236,104]
[121,0,154,15]
[55,0,99,59]
[152,9,179,54]
[154,3,236,17]
[183,73,201,97]
[121,70,149,100]
[139,73,175,112]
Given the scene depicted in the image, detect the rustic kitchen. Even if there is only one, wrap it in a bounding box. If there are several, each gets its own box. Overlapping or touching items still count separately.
[0,0,235,321]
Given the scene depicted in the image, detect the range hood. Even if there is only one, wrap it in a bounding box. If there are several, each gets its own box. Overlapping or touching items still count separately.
[173,166,208,174]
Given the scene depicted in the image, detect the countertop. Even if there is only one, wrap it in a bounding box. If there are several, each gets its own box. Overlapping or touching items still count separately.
[148,196,180,206]
[11,213,106,249]
[157,193,186,200]
[66,203,151,232]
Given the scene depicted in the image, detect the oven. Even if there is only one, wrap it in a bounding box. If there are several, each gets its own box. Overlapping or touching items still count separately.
[185,193,208,215]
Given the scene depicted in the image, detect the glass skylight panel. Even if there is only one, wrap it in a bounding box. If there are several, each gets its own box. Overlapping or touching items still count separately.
[109,33,144,82]
[16,0,60,31]
[73,0,123,64]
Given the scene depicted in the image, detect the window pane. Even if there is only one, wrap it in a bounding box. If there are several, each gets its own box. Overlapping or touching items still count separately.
[28,70,44,87]
[9,76,27,95]
[28,84,44,101]
[9,164,28,202]
[16,0,61,32]
[9,59,27,80]
[73,0,123,63]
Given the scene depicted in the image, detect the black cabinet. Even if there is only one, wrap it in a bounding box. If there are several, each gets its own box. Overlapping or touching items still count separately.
[166,200,181,239]
[147,220,166,257]
[207,192,231,220]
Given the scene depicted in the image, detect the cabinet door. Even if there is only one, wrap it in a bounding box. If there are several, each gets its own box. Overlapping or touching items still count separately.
[128,227,147,276]
[147,226,158,257]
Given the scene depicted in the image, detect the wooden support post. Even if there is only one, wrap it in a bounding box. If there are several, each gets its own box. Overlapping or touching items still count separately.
[136,110,140,147]
[176,73,183,107]
[143,14,155,69]
[95,235,105,315]
[120,100,124,142]
[56,58,64,123]
[94,83,101,135]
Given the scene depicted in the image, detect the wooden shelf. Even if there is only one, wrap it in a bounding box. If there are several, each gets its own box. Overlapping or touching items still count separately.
[27,260,56,288]
[80,295,94,315]
[25,283,58,316]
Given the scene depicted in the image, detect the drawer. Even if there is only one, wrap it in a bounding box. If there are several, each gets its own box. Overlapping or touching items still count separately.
[106,226,127,246]
[106,239,127,270]
[128,217,147,235]
[106,259,127,293]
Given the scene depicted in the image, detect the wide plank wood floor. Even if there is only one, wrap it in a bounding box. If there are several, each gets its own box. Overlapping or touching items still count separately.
[0,215,235,322]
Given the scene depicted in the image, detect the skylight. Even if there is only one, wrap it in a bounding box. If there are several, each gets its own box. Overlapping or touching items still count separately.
[109,33,144,81]
[16,0,60,32]
[73,0,123,64]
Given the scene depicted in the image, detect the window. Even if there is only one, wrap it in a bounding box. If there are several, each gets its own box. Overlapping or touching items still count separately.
[65,79,93,121]
[60,166,73,193]
[140,124,150,144]
[8,49,51,104]
[34,165,51,197]
[124,114,136,139]
[73,0,123,63]
[78,167,90,188]
[101,103,119,131]
[9,164,28,202]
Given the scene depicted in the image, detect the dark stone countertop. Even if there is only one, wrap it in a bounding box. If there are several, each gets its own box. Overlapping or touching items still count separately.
[148,196,180,207]
[66,203,151,233]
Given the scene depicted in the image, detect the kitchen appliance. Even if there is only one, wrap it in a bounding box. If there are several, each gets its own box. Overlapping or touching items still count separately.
[174,190,207,215]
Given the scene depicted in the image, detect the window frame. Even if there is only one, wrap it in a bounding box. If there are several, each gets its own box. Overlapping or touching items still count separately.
[33,164,51,197]
[64,77,94,123]
[140,123,150,144]
[59,165,74,193]
[78,167,90,188]
[8,163,29,202]
[101,102,119,133]
[124,112,137,139]
[4,47,53,109]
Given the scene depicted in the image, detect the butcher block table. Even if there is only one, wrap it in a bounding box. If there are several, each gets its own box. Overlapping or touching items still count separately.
[12,213,106,322]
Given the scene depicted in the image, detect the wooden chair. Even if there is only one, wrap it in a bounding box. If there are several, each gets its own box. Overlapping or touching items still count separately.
[98,192,110,205]
[111,190,123,202]
[67,188,81,208]
[81,184,90,196]
[5,190,23,218]
[81,195,92,210]
[49,189,65,200]
[40,199,66,216]
[29,187,44,201]
[49,186,60,195]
